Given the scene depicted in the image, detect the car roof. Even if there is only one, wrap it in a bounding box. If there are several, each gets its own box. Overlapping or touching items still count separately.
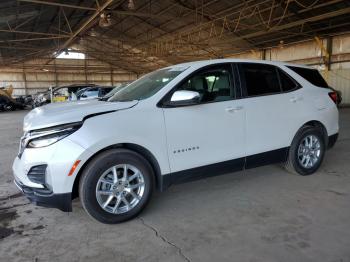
[166,59,312,70]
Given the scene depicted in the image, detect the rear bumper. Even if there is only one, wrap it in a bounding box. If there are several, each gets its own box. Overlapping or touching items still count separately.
[328,133,338,149]
[14,179,72,212]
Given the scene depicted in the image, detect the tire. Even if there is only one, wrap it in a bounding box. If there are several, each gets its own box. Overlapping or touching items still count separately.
[4,104,14,111]
[284,126,326,176]
[79,149,154,224]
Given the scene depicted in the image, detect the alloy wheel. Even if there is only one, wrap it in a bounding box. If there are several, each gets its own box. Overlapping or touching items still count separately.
[95,164,145,214]
[297,135,321,168]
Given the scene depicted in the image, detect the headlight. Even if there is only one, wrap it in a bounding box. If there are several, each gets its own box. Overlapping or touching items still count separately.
[28,133,71,148]
[27,122,82,148]
[19,122,82,155]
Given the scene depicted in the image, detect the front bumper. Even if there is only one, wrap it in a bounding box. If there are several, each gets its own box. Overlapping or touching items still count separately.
[12,137,88,213]
[14,179,72,212]
[13,137,87,193]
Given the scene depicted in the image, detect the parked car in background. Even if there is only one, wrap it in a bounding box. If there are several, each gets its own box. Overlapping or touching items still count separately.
[13,59,339,224]
[32,84,96,108]
[31,91,49,108]
[0,94,25,111]
[73,86,114,101]
[16,95,33,107]
[0,86,26,111]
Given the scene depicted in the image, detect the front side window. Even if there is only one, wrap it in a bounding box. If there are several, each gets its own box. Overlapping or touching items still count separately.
[175,64,233,103]
[287,66,328,88]
[240,63,281,97]
[109,67,188,102]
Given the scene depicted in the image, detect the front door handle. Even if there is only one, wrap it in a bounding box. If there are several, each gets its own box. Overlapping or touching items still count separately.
[290,97,303,103]
[226,106,243,113]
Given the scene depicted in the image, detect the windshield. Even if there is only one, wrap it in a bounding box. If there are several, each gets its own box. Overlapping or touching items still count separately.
[108,67,188,102]
[104,84,128,98]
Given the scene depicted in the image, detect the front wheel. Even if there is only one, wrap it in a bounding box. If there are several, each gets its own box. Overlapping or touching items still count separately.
[285,126,326,175]
[79,149,154,224]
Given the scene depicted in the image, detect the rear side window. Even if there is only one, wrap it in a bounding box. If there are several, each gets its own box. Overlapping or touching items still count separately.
[287,66,328,88]
[240,63,281,96]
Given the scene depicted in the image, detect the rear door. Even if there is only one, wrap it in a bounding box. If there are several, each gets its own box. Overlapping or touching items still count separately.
[237,63,302,166]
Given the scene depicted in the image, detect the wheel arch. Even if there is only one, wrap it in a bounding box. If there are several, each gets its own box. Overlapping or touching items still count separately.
[298,120,328,145]
[72,143,163,199]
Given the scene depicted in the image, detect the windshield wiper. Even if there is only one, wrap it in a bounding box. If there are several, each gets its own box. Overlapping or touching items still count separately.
[98,97,109,101]
[109,99,138,102]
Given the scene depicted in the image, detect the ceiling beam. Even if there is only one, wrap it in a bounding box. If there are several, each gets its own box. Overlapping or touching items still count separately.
[0,36,68,43]
[0,10,39,24]
[18,0,171,18]
[227,6,350,44]
[143,0,349,50]
[17,0,96,11]
[0,28,70,37]
[42,0,115,65]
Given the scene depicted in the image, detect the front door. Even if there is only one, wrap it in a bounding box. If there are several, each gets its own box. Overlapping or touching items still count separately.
[162,64,246,176]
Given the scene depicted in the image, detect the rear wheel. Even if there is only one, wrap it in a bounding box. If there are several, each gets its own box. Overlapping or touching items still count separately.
[79,149,154,224]
[285,126,325,175]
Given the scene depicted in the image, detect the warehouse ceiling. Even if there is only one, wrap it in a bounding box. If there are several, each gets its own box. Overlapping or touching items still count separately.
[0,0,350,74]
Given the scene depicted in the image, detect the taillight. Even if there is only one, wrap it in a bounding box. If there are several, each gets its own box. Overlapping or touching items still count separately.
[328,92,337,104]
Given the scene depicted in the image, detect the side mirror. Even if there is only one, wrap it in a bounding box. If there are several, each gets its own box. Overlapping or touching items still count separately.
[80,94,87,98]
[168,90,200,106]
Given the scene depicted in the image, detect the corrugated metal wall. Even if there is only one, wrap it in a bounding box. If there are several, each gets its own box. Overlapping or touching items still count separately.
[328,69,350,104]
[1,34,350,103]
[0,56,137,96]
[231,33,350,104]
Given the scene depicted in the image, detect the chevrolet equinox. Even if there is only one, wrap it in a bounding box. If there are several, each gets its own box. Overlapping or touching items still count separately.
[13,59,339,223]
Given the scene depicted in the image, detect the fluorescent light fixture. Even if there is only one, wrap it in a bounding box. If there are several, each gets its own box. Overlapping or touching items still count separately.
[56,50,85,59]
[128,0,135,9]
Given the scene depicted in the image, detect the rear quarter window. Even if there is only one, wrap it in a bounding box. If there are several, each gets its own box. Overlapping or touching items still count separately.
[277,69,299,92]
[287,66,328,88]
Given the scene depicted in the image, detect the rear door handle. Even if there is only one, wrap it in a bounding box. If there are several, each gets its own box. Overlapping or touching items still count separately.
[226,106,243,113]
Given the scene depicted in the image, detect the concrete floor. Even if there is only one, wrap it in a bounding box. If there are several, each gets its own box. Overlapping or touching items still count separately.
[0,109,349,262]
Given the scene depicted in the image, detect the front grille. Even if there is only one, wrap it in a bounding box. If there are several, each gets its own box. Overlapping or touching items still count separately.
[14,179,52,196]
[27,165,47,185]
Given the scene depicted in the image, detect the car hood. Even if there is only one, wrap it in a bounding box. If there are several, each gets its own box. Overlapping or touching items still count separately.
[23,100,138,131]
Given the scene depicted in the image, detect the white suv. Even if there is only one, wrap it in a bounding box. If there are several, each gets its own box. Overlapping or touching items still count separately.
[13,59,339,223]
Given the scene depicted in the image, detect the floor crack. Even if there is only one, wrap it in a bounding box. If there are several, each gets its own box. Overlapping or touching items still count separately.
[326,189,346,196]
[0,202,30,211]
[138,217,191,262]
[0,192,23,201]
